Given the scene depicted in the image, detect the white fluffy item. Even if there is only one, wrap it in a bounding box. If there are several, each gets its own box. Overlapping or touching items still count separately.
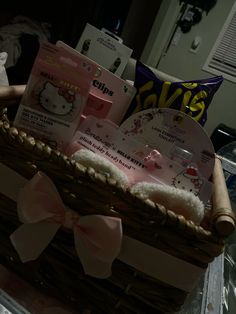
[72,149,129,187]
[131,182,204,224]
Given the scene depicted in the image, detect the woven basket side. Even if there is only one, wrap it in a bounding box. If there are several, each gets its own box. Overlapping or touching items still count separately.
[0,121,225,268]
[0,90,233,313]
[0,192,188,313]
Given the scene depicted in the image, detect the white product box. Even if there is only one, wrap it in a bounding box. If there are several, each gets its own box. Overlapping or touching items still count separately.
[75,23,133,77]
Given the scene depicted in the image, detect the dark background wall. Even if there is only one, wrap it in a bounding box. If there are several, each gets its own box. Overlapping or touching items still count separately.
[0,1,162,85]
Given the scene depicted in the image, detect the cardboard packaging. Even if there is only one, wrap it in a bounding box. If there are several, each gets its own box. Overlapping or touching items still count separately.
[75,23,133,77]
[57,41,136,124]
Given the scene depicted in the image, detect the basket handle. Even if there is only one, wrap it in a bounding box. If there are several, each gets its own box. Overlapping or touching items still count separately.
[0,85,26,120]
[211,156,236,237]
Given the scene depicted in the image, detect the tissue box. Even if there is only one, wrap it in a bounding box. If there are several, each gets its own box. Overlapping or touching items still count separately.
[75,23,133,76]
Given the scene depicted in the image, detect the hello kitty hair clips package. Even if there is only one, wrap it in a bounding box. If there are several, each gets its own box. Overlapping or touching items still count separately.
[66,110,214,224]
[119,108,216,205]
[14,42,97,150]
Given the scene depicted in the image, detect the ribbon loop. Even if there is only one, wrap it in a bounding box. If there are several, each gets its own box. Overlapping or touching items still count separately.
[143,149,163,171]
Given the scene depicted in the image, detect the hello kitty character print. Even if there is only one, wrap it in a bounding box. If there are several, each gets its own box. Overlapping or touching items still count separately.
[39,82,75,116]
[123,112,154,136]
[173,165,203,196]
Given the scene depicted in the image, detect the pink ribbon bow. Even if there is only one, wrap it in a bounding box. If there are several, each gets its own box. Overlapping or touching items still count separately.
[10,172,122,279]
[58,87,75,103]
[143,150,163,171]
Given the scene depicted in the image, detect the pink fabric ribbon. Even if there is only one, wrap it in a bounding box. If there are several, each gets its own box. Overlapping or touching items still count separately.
[143,149,163,171]
[10,172,122,279]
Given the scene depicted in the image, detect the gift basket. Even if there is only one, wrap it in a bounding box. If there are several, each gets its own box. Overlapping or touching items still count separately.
[0,31,235,313]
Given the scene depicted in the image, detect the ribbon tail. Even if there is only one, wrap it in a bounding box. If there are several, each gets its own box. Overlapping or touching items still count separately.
[74,230,112,279]
[10,221,60,263]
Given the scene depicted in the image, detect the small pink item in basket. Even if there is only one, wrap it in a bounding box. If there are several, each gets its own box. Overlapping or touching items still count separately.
[143,149,163,171]
[83,92,112,119]
[56,41,136,124]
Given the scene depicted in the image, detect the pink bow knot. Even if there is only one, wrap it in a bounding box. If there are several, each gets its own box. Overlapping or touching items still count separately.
[144,150,163,171]
[10,172,122,279]
[58,87,75,103]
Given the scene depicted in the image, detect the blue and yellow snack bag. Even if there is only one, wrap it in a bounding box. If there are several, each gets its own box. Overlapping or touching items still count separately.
[123,61,223,126]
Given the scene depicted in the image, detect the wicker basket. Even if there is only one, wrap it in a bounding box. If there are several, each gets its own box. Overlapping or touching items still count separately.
[0,85,235,313]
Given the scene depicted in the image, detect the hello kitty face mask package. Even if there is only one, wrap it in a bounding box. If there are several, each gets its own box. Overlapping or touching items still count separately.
[14,42,97,150]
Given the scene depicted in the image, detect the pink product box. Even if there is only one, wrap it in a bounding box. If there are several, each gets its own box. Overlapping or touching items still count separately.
[57,41,136,125]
